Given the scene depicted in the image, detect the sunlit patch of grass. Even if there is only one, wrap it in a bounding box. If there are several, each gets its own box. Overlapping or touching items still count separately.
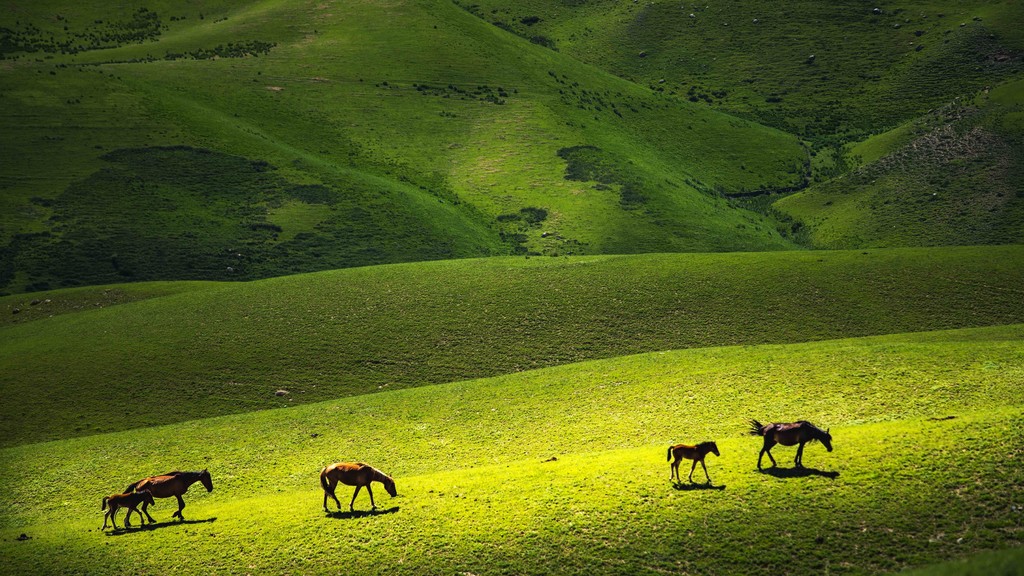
[0,404,1020,574]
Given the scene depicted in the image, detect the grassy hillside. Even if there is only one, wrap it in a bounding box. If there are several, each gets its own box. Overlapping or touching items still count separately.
[1,324,1022,574]
[906,548,1024,576]
[466,0,1024,144]
[775,78,1024,248]
[0,0,809,294]
[3,246,1024,447]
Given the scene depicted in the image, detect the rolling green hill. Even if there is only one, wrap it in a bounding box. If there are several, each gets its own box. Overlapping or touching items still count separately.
[465,0,1024,143]
[0,0,809,294]
[3,245,1024,447]
[774,78,1024,248]
[2,1,1024,573]
[1,324,1022,574]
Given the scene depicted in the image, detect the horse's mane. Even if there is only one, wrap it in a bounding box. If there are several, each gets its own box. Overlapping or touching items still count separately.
[797,421,828,442]
[697,441,717,450]
[368,466,394,484]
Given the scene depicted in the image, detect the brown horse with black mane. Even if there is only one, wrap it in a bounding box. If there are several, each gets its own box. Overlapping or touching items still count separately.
[749,419,832,470]
[101,490,155,530]
[668,441,720,484]
[125,469,213,522]
[321,462,397,512]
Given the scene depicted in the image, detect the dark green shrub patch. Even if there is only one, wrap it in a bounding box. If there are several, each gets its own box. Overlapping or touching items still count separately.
[0,146,503,292]
[557,145,647,208]
[164,40,276,60]
[0,8,161,56]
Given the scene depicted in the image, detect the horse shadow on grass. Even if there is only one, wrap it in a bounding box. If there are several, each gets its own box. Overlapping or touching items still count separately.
[103,517,217,537]
[672,482,726,492]
[326,507,400,520]
[759,466,839,480]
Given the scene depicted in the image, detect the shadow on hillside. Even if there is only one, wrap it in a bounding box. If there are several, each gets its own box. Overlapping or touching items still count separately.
[759,466,839,480]
[672,481,726,491]
[326,507,399,520]
[103,517,217,536]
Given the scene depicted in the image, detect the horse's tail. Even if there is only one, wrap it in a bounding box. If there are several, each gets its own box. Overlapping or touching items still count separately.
[749,419,766,436]
[101,496,109,511]
[666,446,673,461]
[124,479,142,493]
[319,467,332,495]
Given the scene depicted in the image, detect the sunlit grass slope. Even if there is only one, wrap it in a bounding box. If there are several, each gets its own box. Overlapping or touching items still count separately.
[3,245,1024,447]
[1,324,1022,574]
[0,0,807,294]
[906,547,1024,576]
[466,0,1024,144]
[775,78,1024,248]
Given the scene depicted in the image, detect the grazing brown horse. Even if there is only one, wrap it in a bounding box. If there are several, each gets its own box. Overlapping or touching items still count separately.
[668,441,720,483]
[321,462,397,512]
[101,490,155,530]
[125,469,213,522]
[749,419,832,470]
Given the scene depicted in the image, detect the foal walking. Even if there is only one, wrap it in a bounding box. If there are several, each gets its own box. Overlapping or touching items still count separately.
[667,441,720,483]
[101,490,155,530]
[320,462,397,512]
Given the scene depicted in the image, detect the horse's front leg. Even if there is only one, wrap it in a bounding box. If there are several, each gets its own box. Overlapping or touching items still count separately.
[174,494,186,520]
[688,460,698,483]
[366,484,377,509]
[700,460,711,484]
[141,499,157,523]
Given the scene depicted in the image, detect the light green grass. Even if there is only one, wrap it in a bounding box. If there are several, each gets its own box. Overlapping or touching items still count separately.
[1,325,1022,574]
[904,547,1024,575]
[3,246,1024,447]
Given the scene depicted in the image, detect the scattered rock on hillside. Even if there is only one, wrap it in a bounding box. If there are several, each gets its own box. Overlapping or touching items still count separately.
[16,534,30,541]
[275,389,289,397]
[873,7,882,15]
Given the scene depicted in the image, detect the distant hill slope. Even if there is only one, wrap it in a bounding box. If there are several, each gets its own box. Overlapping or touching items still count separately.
[775,78,1024,248]
[467,0,1024,145]
[0,0,807,294]
[3,245,1024,447]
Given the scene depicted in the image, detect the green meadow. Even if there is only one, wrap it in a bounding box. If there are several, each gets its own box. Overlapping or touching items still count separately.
[2,0,1024,573]
[2,324,1023,574]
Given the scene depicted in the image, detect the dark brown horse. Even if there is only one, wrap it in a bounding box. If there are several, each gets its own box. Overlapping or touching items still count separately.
[126,469,213,522]
[101,490,155,530]
[667,441,720,483]
[749,419,832,470]
[321,462,397,512]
